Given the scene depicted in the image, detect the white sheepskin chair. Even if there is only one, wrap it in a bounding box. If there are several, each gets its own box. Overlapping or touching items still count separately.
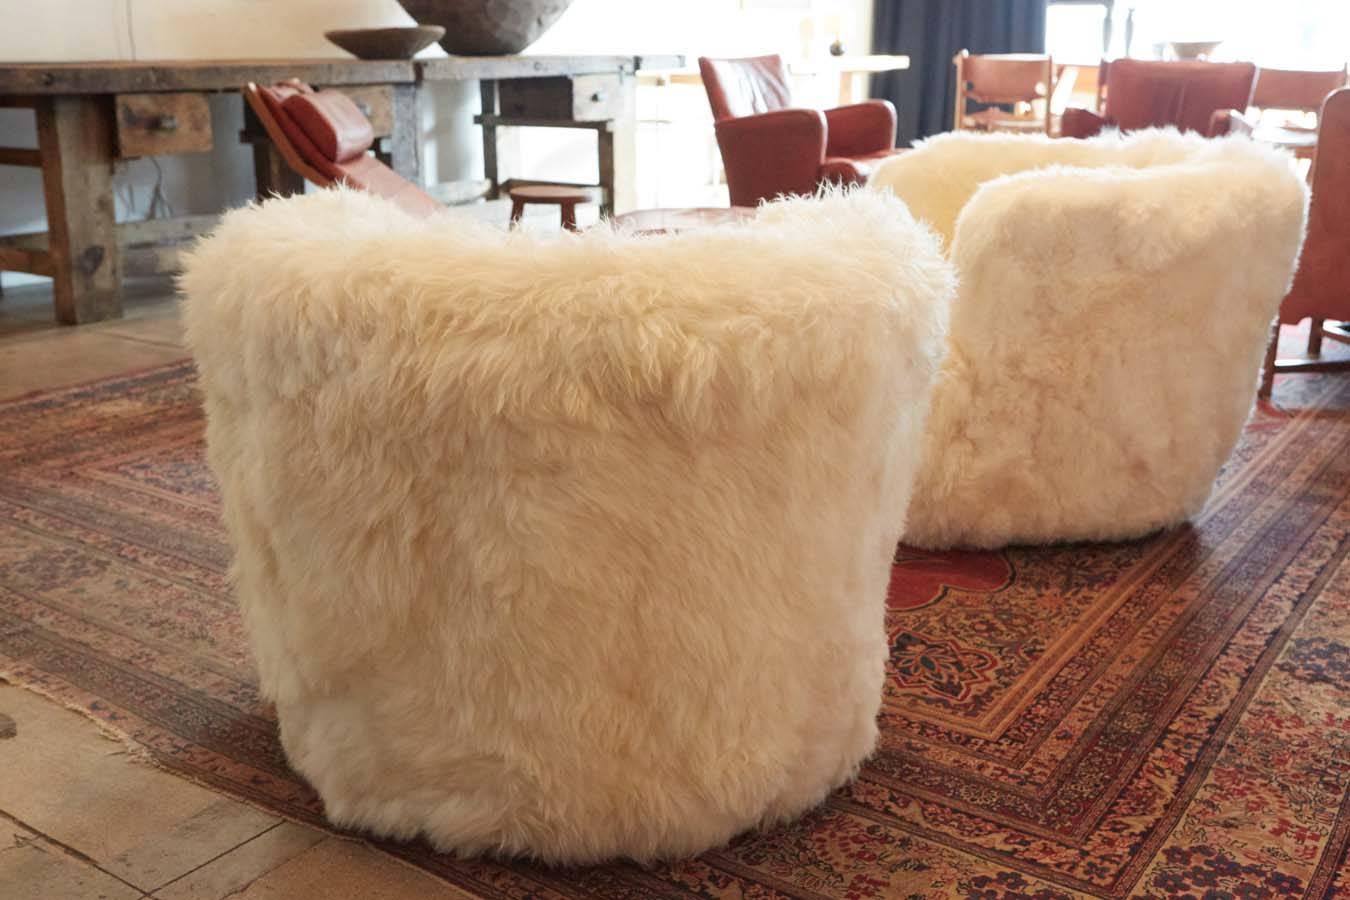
[870,130,1309,549]
[180,188,953,863]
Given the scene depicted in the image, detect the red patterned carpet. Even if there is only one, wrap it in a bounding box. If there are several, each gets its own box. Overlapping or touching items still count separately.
[2,358,1348,899]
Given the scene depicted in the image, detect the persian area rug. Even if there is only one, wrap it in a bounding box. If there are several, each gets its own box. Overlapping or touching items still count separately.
[2,359,1348,900]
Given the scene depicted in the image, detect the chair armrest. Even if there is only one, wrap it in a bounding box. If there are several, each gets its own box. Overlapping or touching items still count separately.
[1060,107,1108,139]
[1208,108,1257,138]
[824,100,897,157]
[714,108,827,207]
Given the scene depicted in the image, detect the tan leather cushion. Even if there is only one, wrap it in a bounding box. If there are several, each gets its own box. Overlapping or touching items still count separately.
[282,90,374,164]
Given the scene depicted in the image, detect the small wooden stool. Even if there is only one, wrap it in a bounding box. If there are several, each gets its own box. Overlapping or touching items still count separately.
[507,185,592,232]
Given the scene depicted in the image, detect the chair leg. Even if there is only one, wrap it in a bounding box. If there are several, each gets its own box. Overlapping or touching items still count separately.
[1258,318,1280,400]
[1307,318,1324,356]
[560,201,578,232]
[509,198,526,228]
[1252,318,1274,399]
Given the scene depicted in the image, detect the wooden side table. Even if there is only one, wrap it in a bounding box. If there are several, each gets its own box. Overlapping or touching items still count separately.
[508,185,593,232]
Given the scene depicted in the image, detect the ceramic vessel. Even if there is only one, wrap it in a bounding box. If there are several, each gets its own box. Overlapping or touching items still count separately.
[398,0,574,56]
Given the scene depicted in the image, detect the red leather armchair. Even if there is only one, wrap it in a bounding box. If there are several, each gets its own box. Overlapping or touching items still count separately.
[1060,58,1258,139]
[698,55,899,207]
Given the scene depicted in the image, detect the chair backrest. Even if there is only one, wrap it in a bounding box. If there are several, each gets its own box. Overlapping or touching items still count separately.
[1101,58,1258,134]
[1282,88,1350,324]
[952,51,1054,133]
[698,55,793,121]
[1252,67,1348,113]
[955,52,1053,105]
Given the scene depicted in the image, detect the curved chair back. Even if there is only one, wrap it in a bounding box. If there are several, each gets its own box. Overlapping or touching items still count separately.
[181,188,953,862]
[872,130,1308,547]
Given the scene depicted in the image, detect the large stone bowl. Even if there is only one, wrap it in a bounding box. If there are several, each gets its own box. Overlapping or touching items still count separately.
[399,0,574,55]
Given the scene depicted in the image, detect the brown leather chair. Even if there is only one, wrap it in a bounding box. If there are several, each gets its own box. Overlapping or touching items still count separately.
[1060,59,1258,139]
[698,55,898,207]
[1260,88,1350,398]
[953,51,1054,134]
[243,80,441,217]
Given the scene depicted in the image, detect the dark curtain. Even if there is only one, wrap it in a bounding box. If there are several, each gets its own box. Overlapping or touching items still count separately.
[871,0,1048,146]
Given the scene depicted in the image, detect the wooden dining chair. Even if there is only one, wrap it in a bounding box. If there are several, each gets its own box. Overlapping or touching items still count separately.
[952,51,1054,135]
[1259,88,1350,398]
[1061,59,1258,139]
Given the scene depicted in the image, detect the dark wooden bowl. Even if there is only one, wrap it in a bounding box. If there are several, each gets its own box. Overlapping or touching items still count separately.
[325,26,445,60]
[398,0,574,55]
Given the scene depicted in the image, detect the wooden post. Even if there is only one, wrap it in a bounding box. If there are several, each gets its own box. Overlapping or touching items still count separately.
[597,126,615,218]
[480,80,499,199]
[602,73,638,215]
[389,83,421,183]
[35,95,122,324]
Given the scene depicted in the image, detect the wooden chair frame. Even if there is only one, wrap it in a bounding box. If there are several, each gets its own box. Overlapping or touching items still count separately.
[953,51,1055,135]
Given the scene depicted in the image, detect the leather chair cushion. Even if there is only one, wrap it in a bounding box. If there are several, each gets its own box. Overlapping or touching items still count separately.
[283,90,375,164]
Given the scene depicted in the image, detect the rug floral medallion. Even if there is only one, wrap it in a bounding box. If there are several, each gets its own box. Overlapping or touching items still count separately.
[2,360,1348,900]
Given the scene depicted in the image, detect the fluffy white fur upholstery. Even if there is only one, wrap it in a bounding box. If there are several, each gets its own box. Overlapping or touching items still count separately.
[871,130,1309,548]
[180,188,953,863]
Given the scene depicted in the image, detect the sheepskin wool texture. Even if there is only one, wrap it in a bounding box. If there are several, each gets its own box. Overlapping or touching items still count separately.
[180,188,954,863]
[871,129,1310,548]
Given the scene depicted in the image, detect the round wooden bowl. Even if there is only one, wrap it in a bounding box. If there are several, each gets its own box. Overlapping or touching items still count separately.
[325,26,446,60]
[398,0,574,55]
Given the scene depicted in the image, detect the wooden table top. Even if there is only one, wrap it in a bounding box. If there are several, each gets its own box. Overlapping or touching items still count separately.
[419,54,684,81]
[1252,125,1318,151]
[0,59,417,94]
[0,55,685,95]
[641,54,910,87]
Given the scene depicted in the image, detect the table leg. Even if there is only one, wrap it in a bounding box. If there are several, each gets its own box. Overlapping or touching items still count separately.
[35,96,122,324]
[480,81,500,200]
[389,83,421,183]
[597,74,638,217]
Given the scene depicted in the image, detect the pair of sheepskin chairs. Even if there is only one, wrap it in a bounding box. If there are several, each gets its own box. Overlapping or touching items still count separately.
[183,129,1307,864]
[872,129,1309,548]
[182,189,953,863]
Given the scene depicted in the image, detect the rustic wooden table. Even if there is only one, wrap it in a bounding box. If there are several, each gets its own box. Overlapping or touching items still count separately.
[0,54,679,324]
[421,54,680,217]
